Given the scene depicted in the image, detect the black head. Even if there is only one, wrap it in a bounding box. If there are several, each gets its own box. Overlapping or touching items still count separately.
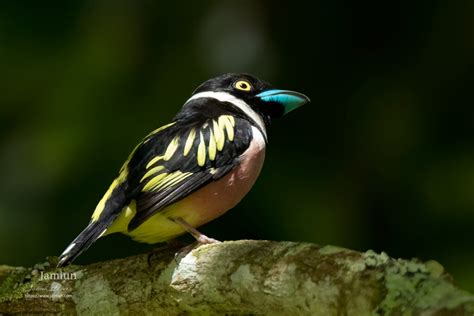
[192,73,310,123]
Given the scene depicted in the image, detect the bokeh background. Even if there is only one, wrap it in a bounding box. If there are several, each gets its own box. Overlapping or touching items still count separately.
[1,1,473,291]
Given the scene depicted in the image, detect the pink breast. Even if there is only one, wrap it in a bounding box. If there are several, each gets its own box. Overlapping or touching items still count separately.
[175,135,266,226]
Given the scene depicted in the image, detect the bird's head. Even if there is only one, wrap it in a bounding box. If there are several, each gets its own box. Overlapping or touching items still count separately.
[190,73,310,125]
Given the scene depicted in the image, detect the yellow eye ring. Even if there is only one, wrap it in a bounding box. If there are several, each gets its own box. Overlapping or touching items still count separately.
[234,80,252,91]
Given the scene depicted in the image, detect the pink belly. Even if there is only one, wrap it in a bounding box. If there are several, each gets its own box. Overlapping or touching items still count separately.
[177,147,266,224]
[127,136,266,243]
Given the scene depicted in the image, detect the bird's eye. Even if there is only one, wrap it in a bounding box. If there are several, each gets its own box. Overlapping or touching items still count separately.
[233,80,252,91]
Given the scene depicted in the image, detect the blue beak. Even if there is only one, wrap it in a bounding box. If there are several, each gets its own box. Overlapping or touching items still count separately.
[257,89,310,114]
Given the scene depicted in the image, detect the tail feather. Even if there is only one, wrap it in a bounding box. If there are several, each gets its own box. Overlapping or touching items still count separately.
[57,221,109,267]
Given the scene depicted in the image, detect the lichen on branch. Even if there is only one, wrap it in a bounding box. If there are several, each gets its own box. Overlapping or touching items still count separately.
[0,240,473,315]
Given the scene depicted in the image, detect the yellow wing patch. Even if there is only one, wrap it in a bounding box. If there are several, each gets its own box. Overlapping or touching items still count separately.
[183,128,196,156]
[213,120,224,151]
[146,136,179,169]
[142,171,192,192]
[218,115,235,141]
[196,115,235,166]
[146,155,165,169]
[142,115,236,188]
[197,131,206,167]
[208,129,217,161]
[142,173,168,191]
[140,165,165,182]
[164,136,179,161]
[154,171,192,190]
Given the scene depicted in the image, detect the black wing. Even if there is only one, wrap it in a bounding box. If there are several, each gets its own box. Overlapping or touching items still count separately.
[125,113,254,231]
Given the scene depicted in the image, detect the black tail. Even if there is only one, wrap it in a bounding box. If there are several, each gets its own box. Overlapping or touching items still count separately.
[57,221,109,267]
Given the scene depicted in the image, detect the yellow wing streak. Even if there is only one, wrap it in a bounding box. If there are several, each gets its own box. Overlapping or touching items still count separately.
[152,171,192,191]
[142,173,168,192]
[91,168,129,222]
[146,155,164,169]
[163,136,179,161]
[147,122,176,137]
[140,166,165,183]
[183,128,196,156]
[152,172,182,190]
[227,115,235,126]
[208,129,217,161]
[213,120,225,151]
[219,115,234,141]
[165,172,192,188]
[91,122,177,222]
[121,122,175,172]
[197,131,206,167]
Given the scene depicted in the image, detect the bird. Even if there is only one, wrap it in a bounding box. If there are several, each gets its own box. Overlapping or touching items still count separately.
[57,73,309,267]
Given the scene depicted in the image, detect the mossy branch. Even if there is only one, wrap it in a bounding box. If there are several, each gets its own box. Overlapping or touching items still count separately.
[0,240,473,315]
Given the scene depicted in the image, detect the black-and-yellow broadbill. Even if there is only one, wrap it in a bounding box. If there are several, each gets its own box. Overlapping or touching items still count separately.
[57,73,309,267]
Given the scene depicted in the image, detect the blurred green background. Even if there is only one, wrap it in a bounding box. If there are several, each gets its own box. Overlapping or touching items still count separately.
[1,1,473,291]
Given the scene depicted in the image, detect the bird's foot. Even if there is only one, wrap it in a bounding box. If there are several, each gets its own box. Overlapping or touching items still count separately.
[196,234,220,244]
[173,242,197,262]
[169,216,220,262]
[169,216,221,244]
[173,238,219,263]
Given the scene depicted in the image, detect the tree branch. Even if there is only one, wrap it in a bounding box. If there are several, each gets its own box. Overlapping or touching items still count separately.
[0,240,473,315]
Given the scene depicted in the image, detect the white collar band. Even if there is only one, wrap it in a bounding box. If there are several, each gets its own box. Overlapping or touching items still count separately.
[186,91,267,139]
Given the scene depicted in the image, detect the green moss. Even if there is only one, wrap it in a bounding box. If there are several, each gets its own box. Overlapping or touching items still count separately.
[0,262,87,305]
[363,250,390,268]
[377,258,474,314]
[319,245,346,255]
[335,249,391,276]
[349,260,367,273]
[73,274,122,315]
[191,243,216,258]
[424,260,444,278]
[0,266,31,303]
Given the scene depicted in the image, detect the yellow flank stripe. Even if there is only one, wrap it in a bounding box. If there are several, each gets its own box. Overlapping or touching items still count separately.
[208,128,216,161]
[91,180,116,222]
[197,131,206,167]
[91,168,128,222]
[140,165,165,183]
[213,120,225,151]
[164,136,179,161]
[146,155,164,169]
[183,128,196,156]
[104,200,136,235]
[119,157,132,174]
[142,173,168,192]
